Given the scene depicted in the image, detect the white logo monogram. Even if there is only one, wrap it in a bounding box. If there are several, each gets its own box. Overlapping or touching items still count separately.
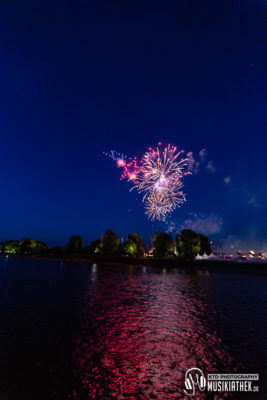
[183,367,206,396]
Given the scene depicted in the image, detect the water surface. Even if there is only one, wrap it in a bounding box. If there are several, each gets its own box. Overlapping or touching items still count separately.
[0,258,266,399]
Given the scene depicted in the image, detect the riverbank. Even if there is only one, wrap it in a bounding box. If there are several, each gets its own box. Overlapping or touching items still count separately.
[3,254,267,275]
[90,257,267,275]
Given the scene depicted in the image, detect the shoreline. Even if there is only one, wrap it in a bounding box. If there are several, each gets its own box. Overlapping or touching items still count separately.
[92,257,267,275]
[2,254,267,275]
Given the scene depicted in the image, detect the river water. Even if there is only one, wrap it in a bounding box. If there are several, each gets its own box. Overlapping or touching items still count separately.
[0,258,266,399]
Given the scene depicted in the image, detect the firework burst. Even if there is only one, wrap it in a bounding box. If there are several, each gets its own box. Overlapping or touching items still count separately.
[144,192,173,221]
[104,143,190,221]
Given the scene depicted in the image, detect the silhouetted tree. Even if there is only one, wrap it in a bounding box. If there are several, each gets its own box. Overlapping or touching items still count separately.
[176,229,201,260]
[66,235,83,253]
[0,240,20,254]
[89,239,101,255]
[34,241,48,254]
[151,232,173,257]
[198,234,212,255]
[124,232,143,257]
[19,239,48,255]
[100,230,119,256]
[19,239,34,254]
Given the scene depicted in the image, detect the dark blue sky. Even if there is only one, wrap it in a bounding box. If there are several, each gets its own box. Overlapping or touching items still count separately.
[1,0,266,247]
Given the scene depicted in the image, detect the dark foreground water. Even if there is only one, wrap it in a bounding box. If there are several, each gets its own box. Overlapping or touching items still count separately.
[0,258,266,400]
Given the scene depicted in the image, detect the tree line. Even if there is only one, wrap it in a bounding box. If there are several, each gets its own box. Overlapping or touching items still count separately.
[0,229,211,261]
[0,239,47,255]
[89,229,211,260]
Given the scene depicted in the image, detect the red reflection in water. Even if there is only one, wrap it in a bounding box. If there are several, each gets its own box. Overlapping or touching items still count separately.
[71,269,234,399]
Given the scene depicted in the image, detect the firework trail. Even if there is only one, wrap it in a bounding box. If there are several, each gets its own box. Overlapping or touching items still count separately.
[104,143,190,221]
[103,150,128,163]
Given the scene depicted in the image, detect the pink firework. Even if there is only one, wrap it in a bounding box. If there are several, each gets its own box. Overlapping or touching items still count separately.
[105,143,190,220]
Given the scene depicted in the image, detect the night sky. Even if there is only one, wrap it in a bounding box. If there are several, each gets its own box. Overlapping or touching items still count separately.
[1,0,266,248]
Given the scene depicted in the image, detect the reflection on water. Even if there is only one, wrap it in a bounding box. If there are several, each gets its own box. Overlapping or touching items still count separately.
[73,269,234,399]
[0,258,266,399]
